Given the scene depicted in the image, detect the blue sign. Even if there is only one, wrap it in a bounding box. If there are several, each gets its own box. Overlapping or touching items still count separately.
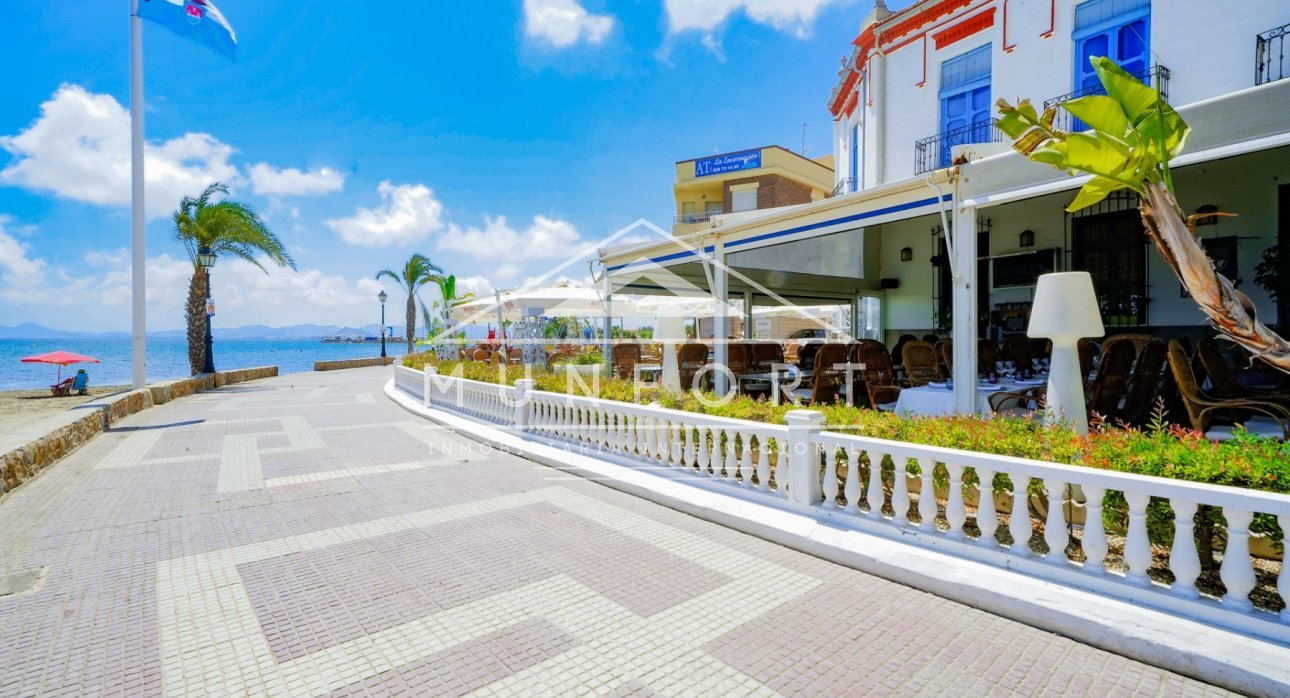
[694,149,762,177]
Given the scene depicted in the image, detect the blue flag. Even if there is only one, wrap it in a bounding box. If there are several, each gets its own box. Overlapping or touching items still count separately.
[137,0,237,60]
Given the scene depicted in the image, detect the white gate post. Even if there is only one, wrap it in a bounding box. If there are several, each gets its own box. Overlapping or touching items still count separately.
[514,379,534,432]
[785,410,825,511]
[423,366,437,407]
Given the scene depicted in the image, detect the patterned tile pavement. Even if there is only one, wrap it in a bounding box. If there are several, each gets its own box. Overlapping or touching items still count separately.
[0,366,1236,696]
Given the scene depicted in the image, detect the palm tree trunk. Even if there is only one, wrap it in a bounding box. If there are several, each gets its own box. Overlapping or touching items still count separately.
[406,295,416,354]
[185,269,206,375]
[1141,181,1290,374]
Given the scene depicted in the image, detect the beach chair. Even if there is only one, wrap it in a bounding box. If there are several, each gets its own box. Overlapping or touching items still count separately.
[50,378,74,396]
[71,370,89,395]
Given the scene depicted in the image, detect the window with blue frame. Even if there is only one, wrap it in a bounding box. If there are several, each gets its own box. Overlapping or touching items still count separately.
[1073,0,1150,90]
[849,123,859,192]
[938,44,991,168]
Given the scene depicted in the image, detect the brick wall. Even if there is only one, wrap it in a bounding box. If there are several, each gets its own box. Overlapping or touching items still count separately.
[721,174,815,212]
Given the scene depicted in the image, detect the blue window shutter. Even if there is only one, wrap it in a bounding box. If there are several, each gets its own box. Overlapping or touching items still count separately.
[939,44,992,167]
[1072,0,1150,89]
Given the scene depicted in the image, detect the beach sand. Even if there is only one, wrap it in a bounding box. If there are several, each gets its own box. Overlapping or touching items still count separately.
[0,386,129,439]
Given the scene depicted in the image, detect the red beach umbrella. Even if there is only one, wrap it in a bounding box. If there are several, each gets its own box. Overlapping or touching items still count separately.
[20,351,101,384]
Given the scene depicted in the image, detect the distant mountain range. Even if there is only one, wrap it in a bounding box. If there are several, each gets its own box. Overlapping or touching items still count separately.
[0,322,411,340]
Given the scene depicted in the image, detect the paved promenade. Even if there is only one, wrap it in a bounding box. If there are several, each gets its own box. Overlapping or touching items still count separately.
[0,367,1231,696]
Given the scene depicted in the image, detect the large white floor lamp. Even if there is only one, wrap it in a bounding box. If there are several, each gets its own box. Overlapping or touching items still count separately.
[1027,272,1105,435]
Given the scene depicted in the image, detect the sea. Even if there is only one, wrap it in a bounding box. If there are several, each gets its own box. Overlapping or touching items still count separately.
[0,338,403,390]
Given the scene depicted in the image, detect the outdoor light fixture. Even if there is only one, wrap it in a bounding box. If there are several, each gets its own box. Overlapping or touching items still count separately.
[1194,204,1219,226]
[1019,229,1036,248]
[1027,272,1104,435]
[900,247,913,262]
[378,290,388,358]
[196,246,215,269]
[197,245,216,374]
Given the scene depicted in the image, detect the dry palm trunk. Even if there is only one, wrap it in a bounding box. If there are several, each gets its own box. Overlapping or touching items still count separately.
[406,294,416,354]
[1141,180,1290,374]
[185,269,207,375]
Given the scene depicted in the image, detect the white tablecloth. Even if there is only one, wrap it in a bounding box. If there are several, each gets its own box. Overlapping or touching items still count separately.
[893,381,1046,417]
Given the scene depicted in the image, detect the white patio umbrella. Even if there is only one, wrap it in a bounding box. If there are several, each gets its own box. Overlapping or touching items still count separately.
[452,283,635,321]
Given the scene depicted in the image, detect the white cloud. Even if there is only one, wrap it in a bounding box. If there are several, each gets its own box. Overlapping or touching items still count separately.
[324,181,445,247]
[523,0,615,48]
[0,84,240,218]
[436,215,581,263]
[663,0,842,37]
[454,275,495,300]
[0,216,48,301]
[248,163,345,196]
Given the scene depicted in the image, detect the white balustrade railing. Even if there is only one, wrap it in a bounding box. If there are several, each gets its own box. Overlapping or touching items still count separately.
[394,365,424,401]
[393,367,1290,640]
[526,389,788,496]
[810,427,1290,639]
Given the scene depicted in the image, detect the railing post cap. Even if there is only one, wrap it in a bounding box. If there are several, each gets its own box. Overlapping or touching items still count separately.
[426,366,439,374]
[784,410,825,426]
[514,378,535,388]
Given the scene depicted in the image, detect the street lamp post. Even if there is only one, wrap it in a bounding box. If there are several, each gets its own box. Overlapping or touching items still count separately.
[378,290,388,358]
[196,245,216,374]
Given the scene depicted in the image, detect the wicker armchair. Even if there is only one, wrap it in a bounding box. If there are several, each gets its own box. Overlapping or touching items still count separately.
[785,343,848,405]
[978,340,1000,375]
[901,341,942,387]
[854,340,901,411]
[1003,335,1033,368]
[1120,340,1168,427]
[750,342,784,372]
[612,343,642,379]
[726,342,752,375]
[1087,339,1135,421]
[1196,337,1290,404]
[678,343,709,391]
[1166,340,1290,440]
[936,339,953,376]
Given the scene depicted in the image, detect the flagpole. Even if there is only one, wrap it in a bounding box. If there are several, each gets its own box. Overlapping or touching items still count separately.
[130,0,146,389]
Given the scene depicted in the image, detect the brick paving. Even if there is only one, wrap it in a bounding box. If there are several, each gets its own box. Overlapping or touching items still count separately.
[0,366,1234,696]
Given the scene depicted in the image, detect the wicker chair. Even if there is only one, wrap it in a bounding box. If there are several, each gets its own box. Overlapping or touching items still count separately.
[1166,340,1290,440]
[936,339,953,376]
[545,352,567,370]
[726,342,752,375]
[785,343,848,405]
[470,348,490,362]
[1120,340,1168,427]
[750,342,784,372]
[988,387,1045,418]
[1003,335,1033,368]
[890,334,918,368]
[854,340,901,411]
[678,343,709,391]
[901,341,942,387]
[1078,339,1098,392]
[612,343,642,379]
[1087,338,1136,421]
[507,346,522,364]
[1102,333,1155,361]
[1195,337,1290,403]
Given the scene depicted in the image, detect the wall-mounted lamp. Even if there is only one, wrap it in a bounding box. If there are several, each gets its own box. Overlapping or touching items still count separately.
[900,247,913,262]
[1019,229,1036,248]
[1194,204,1218,226]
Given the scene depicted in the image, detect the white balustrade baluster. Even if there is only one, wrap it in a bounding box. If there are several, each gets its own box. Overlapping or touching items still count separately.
[1219,507,1256,612]
[670,422,682,467]
[822,448,839,508]
[1082,486,1107,574]
[918,458,936,531]
[738,432,753,486]
[1123,492,1153,587]
[975,468,998,546]
[640,414,654,461]
[1044,479,1068,564]
[843,448,861,514]
[945,463,966,539]
[709,429,722,477]
[1169,499,1200,598]
[892,457,910,526]
[772,438,786,492]
[681,426,693,470]
[698,429,710,476]
[656,419,669,464]
[1279,514,1290,623]
[866,452,886,518]
[756,435,770,491]
[1009,476,1032,555]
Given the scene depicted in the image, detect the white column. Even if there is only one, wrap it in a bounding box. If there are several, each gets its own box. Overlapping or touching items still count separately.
[850,295,860,339]
[712,239,729,394]
[742,291,752,340]
[870,44,887,186]
[130,0,147,389]
[601,273,613,362]
[951,200,979,414]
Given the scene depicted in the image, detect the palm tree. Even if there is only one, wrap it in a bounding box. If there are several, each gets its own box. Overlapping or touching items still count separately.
[173,182,295,374]
[377,254,443,354]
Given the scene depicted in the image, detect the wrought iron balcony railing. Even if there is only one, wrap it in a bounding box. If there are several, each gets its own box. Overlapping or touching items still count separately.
[830,177,859,197]
[913,119,1003,175]
[1043,65,1170,132]
[1257,22,1290,85]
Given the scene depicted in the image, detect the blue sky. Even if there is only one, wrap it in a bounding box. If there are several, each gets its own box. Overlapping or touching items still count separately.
[0,0,884,331]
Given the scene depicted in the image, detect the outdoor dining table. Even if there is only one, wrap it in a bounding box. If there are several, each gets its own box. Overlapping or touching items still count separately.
[893,377,1048,417]
[634,364,664,382]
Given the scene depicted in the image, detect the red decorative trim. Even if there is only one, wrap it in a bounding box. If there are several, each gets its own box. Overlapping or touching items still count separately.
[842,90,859,117]
[932,8,996,49]
[1002,0,1015,52]
[857,0,973,45]
[1040,0,1055,38]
